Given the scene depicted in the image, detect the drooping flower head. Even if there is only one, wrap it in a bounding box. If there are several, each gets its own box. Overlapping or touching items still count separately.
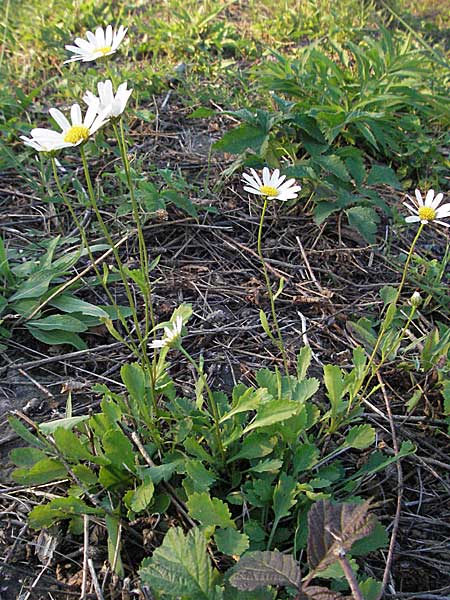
[150,316,184,350]
[21,103,109,152]
[64,25,127,63]
[242,167,301,201]
[403,188,450,228]
[83,80,133,119]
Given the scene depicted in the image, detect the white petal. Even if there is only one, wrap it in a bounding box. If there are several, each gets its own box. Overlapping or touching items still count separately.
[262,167,270,185]
[436,204,450,218]
[415,189,424,206]
[435,220,450,228]
[74,38,93,51]
[49,108,70,131]
[269,168,280,186]
[84,103,98,129]
[112,26,127,50]
[70,104,82,126]
[243,186,263,195]
[249,168,262,186]
[430,192,444,208]
[86,30,97,45]
[402,201,417,214]
[405,215,420,223]
[425,189,435,206]
[95,26,105,47]
[105,24,113,47]
[242,172,258,186]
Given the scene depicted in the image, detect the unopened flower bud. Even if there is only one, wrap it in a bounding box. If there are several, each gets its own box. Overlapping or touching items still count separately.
[410,291,422,307]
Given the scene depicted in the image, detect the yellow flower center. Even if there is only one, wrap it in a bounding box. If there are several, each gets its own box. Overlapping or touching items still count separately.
[95,46,112,56]
[259,185,278,197]
[64,125,90,144]
[418,206,436,221]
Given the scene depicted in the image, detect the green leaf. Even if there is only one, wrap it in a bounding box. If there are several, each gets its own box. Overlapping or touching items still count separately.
[315,155,351,182]
[213,124,268,155]
[9,270,54,301]
[351,522,388,556]
[102,428,136,471]
[367,165,401,189]
[129,478,155,513]
[12,457,66,485]
[272,473,298,522]
[346,206,380,243]
[187,492,235,529]
[292,443,319,474]
[229,433,277,462]
[27,314,88,332]
[243,399,300,434]
[359,578,382,600]
[220,387,267,424]
[10,447,47,468]
[26,326,87,350]
[121,362,146,402]
[39,415,90,434]
[215,528,249,557]
[296,346,312,380]
[380,285,397,306]
[49,295,109,318]
[323,365,346,407]
[28,497,101,529]
[259,309,277,343]
[185,460,217,492]
[8,415,47,448]
[342,425,375,450]
[53,428,95,461]
[139,527,223,599]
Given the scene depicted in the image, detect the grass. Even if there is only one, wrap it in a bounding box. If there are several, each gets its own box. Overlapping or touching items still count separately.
[0,0,449,598]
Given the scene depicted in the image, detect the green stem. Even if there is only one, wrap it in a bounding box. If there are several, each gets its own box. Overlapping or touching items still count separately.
[179,345,226,465]
[257,198,289,375]
[51,156,137,353]
[356,223,424,399]
[79,146,152,371]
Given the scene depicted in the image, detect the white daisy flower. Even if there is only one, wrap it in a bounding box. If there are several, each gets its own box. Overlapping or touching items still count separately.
[46,103,110,146]
[403,188,450,228]
[20,130,71,153]
[64,25,127,64]
[242,167,301,201]
[150,316,184,349]
[83,80,133,119]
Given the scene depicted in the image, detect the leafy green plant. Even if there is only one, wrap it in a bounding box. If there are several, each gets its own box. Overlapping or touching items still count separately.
[139,499,383,599]
[0,234,128,350]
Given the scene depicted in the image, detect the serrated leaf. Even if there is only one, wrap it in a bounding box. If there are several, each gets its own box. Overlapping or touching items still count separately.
[28,497,100,529]
[293,443,319,474]
[10,447,47,468]
[367,165,401,189]
[315,155,351,182]
[213,124,268,155]
[297,346,312,380]
[351,522,388,556]
[102,428,136,471]
[130,478,155,513]
[229,551,301,591]
[346,206,380,243]
[187,492,235,529]
[300,587,346,600]
[53,428,95,461]
[273,473,298,523]
[220,387,266,424]
[215,528,249,557]
[139,527,223,599]
[307,499,376,575]
[243,399,300,434]
[359,577,382,600]
[12,457,66,485]
[342,425,375,450]
[121,362,146,402]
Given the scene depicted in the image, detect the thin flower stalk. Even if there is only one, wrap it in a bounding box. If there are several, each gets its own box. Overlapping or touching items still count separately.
[50,157,138,356]
[79,146,153,377]
[257,198,289,375]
